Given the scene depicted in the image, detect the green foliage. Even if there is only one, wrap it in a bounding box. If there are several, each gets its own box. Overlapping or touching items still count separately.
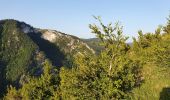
[0,19,96,98]
[131,25,170,67]
[5,60,60,100]
[164,15,170,34]
[130,16,170,99]
[59,17,141,99]
[0,20,40,97]
[131,63,170,100]
[2,14,170,99]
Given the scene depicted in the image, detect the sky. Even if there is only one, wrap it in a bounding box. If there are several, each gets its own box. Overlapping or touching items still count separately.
[0,0,170,42]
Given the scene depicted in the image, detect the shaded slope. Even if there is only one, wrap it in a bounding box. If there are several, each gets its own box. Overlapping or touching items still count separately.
[38,29,95,67]
[27,31,65,67]
[0,19,42,96]
[0,19,96,97]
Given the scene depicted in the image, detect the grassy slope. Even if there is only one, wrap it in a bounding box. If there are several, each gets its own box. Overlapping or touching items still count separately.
[131,63,170,100]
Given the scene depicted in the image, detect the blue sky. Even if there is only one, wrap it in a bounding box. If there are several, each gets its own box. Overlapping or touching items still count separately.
[0,0,169,42]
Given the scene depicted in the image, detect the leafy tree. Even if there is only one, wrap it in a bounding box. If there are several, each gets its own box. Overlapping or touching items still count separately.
[130,17,170,99]
[131,20,170,68]
[60,17,141,99]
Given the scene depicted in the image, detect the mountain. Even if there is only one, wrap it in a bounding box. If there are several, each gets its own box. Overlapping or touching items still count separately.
[0,19,95,96]
[0,19,42,95]
[82,38,104,54]
[38,29,95,67]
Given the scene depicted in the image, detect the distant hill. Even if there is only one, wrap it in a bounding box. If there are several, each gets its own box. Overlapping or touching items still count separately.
[82,38,104,54]
[83,38,133,54]
[0,19,95,96]
[0,19,43,95]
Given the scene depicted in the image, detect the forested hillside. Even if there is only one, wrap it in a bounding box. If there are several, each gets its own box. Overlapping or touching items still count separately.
[0,19,95,98]
[0,20,43,97]
[0,15,170,100]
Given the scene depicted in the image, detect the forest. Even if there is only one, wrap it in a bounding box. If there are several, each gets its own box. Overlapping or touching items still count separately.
[0,15,170,100]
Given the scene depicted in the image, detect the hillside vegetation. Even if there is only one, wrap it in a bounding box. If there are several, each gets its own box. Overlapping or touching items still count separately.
[0,19,94,97]
[0,20,43,96]
[0,15,170,99]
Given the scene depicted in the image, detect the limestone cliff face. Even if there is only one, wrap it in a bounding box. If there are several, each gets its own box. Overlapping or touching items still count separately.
[39,29,95,54]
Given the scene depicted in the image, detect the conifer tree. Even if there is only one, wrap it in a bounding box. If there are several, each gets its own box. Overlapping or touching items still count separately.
[5,60,60,100]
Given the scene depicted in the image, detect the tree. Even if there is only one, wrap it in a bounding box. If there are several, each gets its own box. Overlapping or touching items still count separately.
[164,15,170,34]
[59,17,141,99]
[131,22,170,68]
[4,60,60,100]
